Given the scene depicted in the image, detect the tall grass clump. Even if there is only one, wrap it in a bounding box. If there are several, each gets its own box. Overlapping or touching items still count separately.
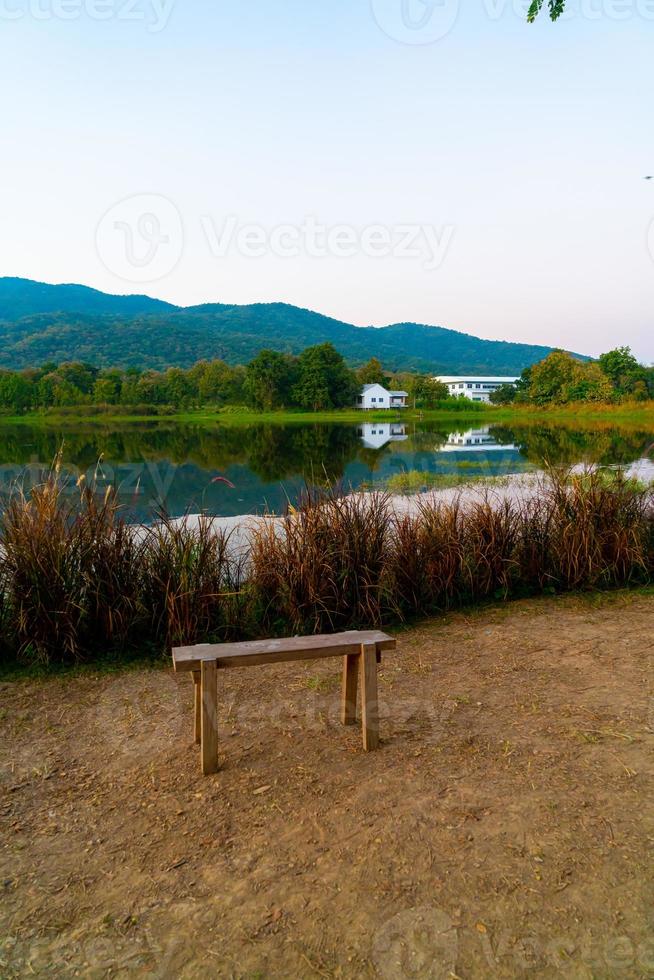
[544,469,652,589]
[1,470,144,665]
[77,483,145,651]
[250,490,392,634]
[0,464,652,669]
[3,479,85,664]
[141,512,246,648]
[388,500,465,615]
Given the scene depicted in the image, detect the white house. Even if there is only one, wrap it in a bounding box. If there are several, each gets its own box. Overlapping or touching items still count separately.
[357,422,408,450]
[436,376,518,404]
[356,383,408,410]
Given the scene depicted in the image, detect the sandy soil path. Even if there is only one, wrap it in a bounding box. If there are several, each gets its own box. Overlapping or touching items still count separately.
[1,592,653,978]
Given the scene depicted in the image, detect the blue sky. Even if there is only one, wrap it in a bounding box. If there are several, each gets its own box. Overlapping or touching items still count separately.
[1,0,653,359]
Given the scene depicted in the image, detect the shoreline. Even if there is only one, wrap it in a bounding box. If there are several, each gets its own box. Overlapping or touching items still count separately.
[1,403,654,427]
[165,460,654,541]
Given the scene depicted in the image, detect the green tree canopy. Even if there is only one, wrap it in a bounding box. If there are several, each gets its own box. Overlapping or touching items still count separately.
[356,357,388,387]
[408,376,449,409]
[293,343,357,411]
[598,347,648,397]
[244,350,297,410]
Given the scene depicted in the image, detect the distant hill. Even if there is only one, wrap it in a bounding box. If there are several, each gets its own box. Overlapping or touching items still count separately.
[0,278,585,374]
[0,277,174,320]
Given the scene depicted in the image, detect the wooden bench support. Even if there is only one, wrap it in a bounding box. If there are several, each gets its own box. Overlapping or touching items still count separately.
[192,670,201,745]
[341,653,359,725]
[200,659,219,775]
[360,642,380,751]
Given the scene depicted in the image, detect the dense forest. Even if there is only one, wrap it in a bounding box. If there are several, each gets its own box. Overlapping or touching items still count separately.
[0,277,577,374]
[0,346,451,413]
[0,343,649,415]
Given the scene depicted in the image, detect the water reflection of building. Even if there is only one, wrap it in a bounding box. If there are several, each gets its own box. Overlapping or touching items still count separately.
[357,423,408,450]
[441,428,516,452]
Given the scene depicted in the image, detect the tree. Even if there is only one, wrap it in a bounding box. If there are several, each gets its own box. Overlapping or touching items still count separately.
[519,351,617,404]
[293,343,357,411]
[0,371,33,412]
[55,362,99,395]
[527,0,566,21]
[244,350,297,410]
[489,383,517,405]
[164,367,194,407]
[409,376,449,409]
[598,347,647,398]
[562,361,613,403]
[93,377,120,405]
[524,350,580,404]
[193,360,245,406]
[356,357,388,387]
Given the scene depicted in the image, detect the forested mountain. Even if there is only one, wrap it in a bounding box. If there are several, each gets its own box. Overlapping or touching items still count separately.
[0,278,584,373]
[0,277,174,319]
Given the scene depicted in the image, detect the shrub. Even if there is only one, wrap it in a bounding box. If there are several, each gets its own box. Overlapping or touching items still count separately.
[0,465,652,668]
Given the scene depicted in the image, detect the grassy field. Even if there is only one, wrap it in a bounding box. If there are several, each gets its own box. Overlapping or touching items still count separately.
[0,406,486,426]
[2,400,654,427]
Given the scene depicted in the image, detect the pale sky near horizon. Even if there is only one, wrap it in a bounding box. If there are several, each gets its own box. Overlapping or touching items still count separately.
[1,0,653,359]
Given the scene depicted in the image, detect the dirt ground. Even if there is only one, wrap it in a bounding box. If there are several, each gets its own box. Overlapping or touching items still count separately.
[1,593,653,979]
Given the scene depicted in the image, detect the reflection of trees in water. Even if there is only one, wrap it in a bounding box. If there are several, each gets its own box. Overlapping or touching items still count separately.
[357,445,391,473]
[491,423,653,467]
[0,422,362,485]
[404,425,451,451]
[244,425,360,483]
[1,421,653,493]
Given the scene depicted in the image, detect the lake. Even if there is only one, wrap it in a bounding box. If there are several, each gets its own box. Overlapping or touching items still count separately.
[0,418,652,521]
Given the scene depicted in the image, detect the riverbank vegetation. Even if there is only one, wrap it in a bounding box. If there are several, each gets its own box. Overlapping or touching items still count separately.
[0,343,652,422]
[2,466,653,672]
[493,346,653,406]
[0,345,451,415]
[0,344,654,425]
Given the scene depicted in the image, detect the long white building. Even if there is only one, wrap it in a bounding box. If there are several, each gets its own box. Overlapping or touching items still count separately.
[440,428,517,452]
[436,376,518,404]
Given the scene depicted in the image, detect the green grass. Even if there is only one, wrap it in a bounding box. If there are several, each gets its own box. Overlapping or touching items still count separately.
[384,471,526,493]
[3,398,654,428]
[0,405,493,426]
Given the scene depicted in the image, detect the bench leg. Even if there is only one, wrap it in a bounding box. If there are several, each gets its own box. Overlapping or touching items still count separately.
[359,642,380,751]
[341,654,359,725]
[200,660,219,775]
[192,670,201,745]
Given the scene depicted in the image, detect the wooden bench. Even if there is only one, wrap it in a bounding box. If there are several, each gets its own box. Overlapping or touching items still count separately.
[172,630,396,775]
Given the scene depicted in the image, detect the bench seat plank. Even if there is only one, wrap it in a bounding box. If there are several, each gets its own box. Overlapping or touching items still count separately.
[173,629,395,672]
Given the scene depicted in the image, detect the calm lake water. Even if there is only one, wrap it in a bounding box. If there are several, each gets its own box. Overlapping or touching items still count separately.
[0,418,653,521]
